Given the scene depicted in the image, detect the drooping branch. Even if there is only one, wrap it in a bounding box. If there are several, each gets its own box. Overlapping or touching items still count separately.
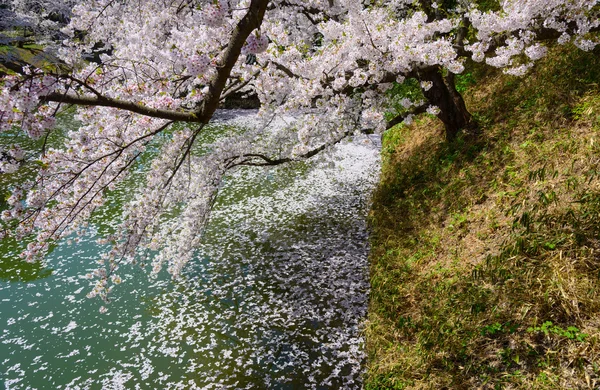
[458,20,600,60]
[220,69,262,102]
[269,60,303,79]
[228,128,353,168]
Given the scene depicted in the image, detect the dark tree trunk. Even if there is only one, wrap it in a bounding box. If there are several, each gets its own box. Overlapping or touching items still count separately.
[420,66,474,142]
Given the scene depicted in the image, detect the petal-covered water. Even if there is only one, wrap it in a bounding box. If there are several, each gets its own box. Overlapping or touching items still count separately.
[0,111,380,389]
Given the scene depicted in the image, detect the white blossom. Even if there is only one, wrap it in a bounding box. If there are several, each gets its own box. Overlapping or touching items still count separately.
[0,0,597,302]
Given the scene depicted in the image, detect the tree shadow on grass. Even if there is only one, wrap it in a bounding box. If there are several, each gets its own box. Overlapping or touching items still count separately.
[366,43,600,389]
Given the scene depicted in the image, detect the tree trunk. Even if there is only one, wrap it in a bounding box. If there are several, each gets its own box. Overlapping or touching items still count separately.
[420,66,474,142]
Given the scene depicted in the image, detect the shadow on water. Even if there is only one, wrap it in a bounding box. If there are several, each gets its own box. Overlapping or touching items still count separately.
[0,198,53,284]
[0,251,53,283]
[163,148,378,388]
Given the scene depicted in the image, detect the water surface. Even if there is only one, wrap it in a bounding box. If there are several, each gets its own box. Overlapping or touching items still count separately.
[0,112,381,389]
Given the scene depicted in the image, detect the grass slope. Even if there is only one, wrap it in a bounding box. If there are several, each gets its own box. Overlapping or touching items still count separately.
[366,44,600,389]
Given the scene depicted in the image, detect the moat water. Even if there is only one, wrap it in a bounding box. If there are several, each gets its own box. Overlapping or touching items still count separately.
[0,111,380,389]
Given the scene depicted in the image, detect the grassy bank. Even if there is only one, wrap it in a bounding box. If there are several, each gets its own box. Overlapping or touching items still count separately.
[0,43,61,75]
[366,44,600,389]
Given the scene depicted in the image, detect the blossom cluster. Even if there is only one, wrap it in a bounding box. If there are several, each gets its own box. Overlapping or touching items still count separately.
[241,32,269,55]
[1,0,78,47]
[0,0,598,301]
[258,4,466,132]
[0,73,57,138]
[467,0,599,74]
[187,54,211,77]
[202,0,229,28]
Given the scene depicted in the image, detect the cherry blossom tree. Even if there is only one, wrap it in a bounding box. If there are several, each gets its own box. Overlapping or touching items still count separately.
[0,0,598,303]
[0,0,77,46]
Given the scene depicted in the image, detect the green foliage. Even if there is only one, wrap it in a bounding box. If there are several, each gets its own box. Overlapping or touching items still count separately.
[481,322,519,337]
[384,78,424,121]
[527,321,588,342]
[454,72,477,93]
[0,43,64,74]
[474,0,501,12]
[572,95,600,125]
[381,125,408,157]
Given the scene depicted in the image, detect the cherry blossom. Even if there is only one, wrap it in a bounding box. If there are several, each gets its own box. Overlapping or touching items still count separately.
[0,0,77,47]
[0,0,598,302]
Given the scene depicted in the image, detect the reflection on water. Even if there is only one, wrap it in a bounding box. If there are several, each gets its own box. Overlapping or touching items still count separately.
[0,112,380,389]
[0,250,53,283]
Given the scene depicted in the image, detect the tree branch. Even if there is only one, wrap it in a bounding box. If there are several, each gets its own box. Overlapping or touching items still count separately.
[386,104,428,130]
[39,0,270,124]
[230,130,352,168]
[43,92,201,122]
[197,0,269,123]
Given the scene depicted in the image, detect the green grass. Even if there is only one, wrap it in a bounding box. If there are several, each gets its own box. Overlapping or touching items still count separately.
[366,43,600,389]
[0,43,63,74]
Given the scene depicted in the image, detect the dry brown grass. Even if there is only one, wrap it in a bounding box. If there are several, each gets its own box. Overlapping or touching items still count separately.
[365,44,600,389]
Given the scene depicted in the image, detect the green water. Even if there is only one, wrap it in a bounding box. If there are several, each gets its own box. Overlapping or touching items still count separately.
[0,112,380,389]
